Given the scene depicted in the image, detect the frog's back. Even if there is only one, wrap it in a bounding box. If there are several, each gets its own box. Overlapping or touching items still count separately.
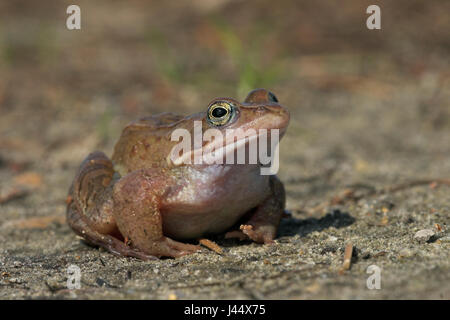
[126,112,186,130]
[111,113,187,174]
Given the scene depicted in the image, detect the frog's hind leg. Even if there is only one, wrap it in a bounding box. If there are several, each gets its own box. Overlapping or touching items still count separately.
[67,151,157,260]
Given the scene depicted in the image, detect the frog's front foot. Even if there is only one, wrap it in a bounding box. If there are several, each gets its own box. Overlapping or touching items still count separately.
[225,175,285,245]
[241,224,276,244]
[225,225,275,244]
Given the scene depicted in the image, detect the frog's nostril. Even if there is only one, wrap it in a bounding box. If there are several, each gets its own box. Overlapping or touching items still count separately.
[268,92,278,103]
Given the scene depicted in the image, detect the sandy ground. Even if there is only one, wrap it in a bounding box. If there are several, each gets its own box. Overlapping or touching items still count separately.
[0,0,449,299]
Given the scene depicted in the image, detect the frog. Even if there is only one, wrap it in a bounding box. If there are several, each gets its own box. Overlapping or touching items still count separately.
[66,89,290,259]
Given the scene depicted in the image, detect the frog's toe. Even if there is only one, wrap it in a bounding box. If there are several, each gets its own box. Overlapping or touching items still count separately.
[120,247,159,261]
[98,236,159,261]
[154,237,201,258]
[240,224,275,244]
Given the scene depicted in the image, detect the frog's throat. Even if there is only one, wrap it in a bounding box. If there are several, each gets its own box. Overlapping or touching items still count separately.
[170,130,279,166]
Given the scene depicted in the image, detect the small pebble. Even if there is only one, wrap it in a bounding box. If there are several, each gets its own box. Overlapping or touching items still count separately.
[181,268,189,276]
[413,229,435,243]
[398,248,414,258]
[168,293,177,300]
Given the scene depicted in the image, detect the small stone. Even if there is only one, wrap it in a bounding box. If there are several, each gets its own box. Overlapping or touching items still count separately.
[9,278,21,284]
[398,248,414,258]
[168,293,177,300]
[13,261,22,268]
[181,268,189,276]
[414,229,435,243]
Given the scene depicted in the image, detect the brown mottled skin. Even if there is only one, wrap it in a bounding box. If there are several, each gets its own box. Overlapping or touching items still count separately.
[66,89,290,259]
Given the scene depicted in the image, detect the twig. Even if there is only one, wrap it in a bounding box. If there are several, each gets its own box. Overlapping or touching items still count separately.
[339,242,353,274]
[0,187,28,204]
[198,238,223,255]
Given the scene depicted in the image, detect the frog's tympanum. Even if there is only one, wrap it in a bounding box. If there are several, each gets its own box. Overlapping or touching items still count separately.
[67,89,290,259]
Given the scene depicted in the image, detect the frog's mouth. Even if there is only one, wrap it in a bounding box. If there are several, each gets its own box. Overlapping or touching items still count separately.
[170,128,284,166]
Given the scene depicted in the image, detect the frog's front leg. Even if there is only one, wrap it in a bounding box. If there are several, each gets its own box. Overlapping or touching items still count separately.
[226,175,285,244]
[112,169,201,258]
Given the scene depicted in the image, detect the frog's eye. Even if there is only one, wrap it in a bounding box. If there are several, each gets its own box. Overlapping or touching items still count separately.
[207,101,236,126]
[268,91,278,103]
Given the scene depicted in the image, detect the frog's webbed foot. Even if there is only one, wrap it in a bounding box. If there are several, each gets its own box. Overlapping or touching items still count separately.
[86,232,159,261]
[69,201,195,260]
[151,237,201,258]
[225,175,285,245]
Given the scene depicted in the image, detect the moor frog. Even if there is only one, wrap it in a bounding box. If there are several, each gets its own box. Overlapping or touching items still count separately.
[66,89,290,259]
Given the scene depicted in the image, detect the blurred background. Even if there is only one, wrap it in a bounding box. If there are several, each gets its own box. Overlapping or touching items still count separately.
[0,0,449,299]
[1,0,449,210]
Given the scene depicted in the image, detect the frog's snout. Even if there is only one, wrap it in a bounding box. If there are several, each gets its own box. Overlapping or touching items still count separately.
[263,104,290,130]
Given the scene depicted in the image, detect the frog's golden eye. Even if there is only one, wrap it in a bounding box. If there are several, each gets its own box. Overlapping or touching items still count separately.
[207,101,236,126]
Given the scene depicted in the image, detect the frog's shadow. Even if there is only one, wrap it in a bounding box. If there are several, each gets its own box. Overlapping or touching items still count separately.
[218,209,355,247]
[278,209,355,238]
